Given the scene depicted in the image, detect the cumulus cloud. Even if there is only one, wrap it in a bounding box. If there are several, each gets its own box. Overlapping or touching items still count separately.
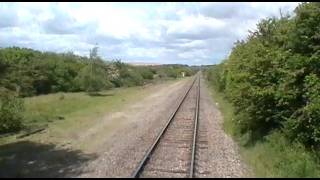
[0,2,300,65]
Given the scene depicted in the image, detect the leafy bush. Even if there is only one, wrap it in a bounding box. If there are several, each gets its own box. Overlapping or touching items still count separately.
[153,65,195,79]
[120,68,144,87]
[205,72,320,177]
[136,67,154,80]
[75,64,113,92]
[0,89,24,133]
[0,46,196,99]
[205,2,320,148]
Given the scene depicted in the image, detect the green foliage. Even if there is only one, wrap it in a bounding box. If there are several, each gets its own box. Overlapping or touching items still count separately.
[205,2,320,148]
[153,64,195,79]
[0,89,24,133]
[289,2,320,55]
[75,64,112,92]
[205,63,227,91]
[74,46,113,92]
[206,78,320,177]
[0,46,194,98]
[205,3,320,177]
[0,47,86,96]
[110,61,143,87]
[136,67,154,80]
[284,73,320,147]
[122,69,144,87]
[243,131,320,177]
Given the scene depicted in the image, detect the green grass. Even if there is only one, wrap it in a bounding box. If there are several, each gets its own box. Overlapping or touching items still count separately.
[242,132,320,177]
[0,79,179,146]
[29,87,146,146]
[22,86,155,131]
[0,78,188,177]
[23,90,130,128]
[206,79,320,178]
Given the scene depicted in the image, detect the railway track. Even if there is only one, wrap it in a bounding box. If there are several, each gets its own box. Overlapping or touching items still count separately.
[131,73,209,178]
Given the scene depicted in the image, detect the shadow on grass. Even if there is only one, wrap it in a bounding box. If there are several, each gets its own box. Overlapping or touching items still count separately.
[87,92,114,97]
[0,141,97,178]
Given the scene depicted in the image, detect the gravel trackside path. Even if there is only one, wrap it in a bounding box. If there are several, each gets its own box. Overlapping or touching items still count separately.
[78,78,193,177]
[78,76,251,178]
[200,77,251,178]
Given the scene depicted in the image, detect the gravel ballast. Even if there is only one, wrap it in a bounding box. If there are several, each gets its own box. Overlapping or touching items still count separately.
[200,77,251,178]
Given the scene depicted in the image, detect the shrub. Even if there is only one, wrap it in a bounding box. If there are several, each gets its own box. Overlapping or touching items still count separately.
[74,63,113,92]
[120,68,144,87]
[0,89,24,133]
[137,67,154,80]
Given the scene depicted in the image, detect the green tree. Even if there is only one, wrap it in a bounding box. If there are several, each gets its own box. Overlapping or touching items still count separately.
[75,45,112,92]
[205,2,320,148]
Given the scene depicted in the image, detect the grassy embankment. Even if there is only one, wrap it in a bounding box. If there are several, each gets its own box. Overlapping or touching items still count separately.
[206,80,320,178]
[0,77,189,177]
[0,78,182,147]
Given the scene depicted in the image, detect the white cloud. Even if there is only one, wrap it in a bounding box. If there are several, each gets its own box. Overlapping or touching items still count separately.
[165,14,226,39]
[0,2,301,65]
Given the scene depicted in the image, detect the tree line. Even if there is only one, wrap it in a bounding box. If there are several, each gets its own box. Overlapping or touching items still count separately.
[0,46,195,133]
[205,2,320,149]
[0,46,194,96]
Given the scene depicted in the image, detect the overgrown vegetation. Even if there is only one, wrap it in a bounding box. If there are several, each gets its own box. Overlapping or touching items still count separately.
[0,46,195,97]
[0,45,195,134]
[0,88,24,134]
[205,2,320,177]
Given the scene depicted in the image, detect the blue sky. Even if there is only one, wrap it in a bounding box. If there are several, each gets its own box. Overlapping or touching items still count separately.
[0,2,300,65]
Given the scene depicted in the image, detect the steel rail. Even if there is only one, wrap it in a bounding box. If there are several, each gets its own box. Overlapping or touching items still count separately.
[131,75,199,178]
[189,74,200,178]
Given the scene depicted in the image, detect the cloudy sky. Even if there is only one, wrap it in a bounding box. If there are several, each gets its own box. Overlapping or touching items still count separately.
[0,2,300,65]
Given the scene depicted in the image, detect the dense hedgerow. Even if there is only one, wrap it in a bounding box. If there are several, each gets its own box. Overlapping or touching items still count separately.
[205,2,320,148]
[0,46,196,133]
[0,47,195,96]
